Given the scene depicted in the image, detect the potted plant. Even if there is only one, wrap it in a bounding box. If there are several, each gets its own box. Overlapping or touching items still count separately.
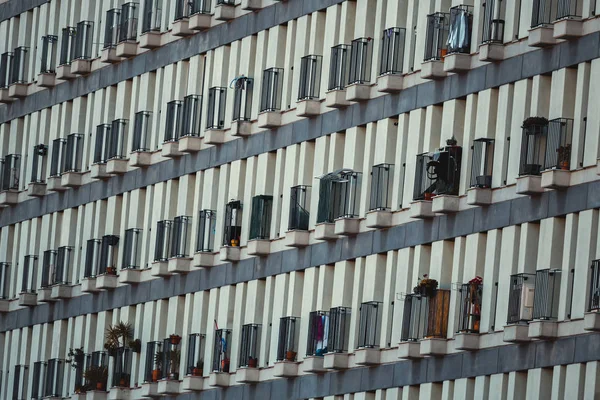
[424,192,434,201]
[247,356,257,368]
[153,351,163,382]
[169,334,182,345]
[192,360,203,376]
[221,357,230,373]
[285,350,297,362]
[168,349,181,380]
[128,339,141,353]
[83,365,108,391]
[413,274,438,297]
[106,265,116,275]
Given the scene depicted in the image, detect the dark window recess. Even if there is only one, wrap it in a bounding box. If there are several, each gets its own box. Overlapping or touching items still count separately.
[327,306,352,353]
[104,9,121,49]
[49,138,66,177]
[288,185,310,231]
[12,364,28,400]
[448,5,473,55]
[223,200,242,247]
[40,250,56,288]
[232,77,253,122]
[63,133,84,173]
[306,311,328,356]
[196,210,216,252]
[348,37,373,85]
[81,351,109,391]
[470,139,494,188]
[249,195,273,241]
[533,269,561,320]
[84,238,101,278]
[212,329,232,372]
[107,119,128,160]
[401,290,451,341]
[112,347,132,387]
[413,143,462,201]
[357,301,383,348]
[545,118,574,171]
[40,35,58,74]
[182,94,202,137]
[239,324,261,368]
[31,361,46,399]
[424,12,449,61]
[590,260,600,312]
[59,27,76,66]
[481,0,505,44]
[122,228,142,269]
[206,87,226,129]
[74,21,94,60]
[21,255,38,294]
[186,333,206,375]
[0,262,9,300]
[531,0,553,27]
[260,67,284,112]
[164,100,183,142]
[317,169,362,223]
[556,0,581,20]
[120,2,139,43]
[380,27,406,75]
[369,163,394,211]
[171,216,192,258]
[144,341,163,382]
[276,317,300,361]
[94,123,111,164]
[175,0,193,20]
[457,283,483,333]
[10,46,29,85]
[30,144,48,184]
[142,0,162,33]
[507,273,536,324]
[298,55,322,101]
[132,111,152,152]
[0,154,21,191]
[43,358,65,398]
[192,0,212,15]
[154,220,173,261]
[328,44,350,91]
[0,52,13,89]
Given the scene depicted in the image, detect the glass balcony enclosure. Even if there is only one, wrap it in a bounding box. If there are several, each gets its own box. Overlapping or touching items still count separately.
[0,52,12,89]
[481,0,505,44]
[1,154,21,191]
[249,195,273,240]
[260,67,284,112]
[181,94,202,137]
[40,35,59,74]
[288,185,310,231]
[59,27,76,66]
[328,44,350,91]
[379,27,406,75]
[164,100,183,142]
[119,2,139,43]
[21,255,38,294]
[0,262,9,300]
[232,77,253,122]
[122,228,142,269]
[132,111,152,152]
[142,0,162,33]
[206,87,226,130]
[74,21,94,60]
[196,210,216,252]
[104,8,121,49]
[317,169,362,223]
[470,139,494,188]
[447,5,473,55]
[30,144,48,184]
[298,55,322,100]
[369,163,394,211]
[589,260,600,312]
[63,133,84,173]
[357,301,382,348]
[10,46,29,85]
[276,316,300,361]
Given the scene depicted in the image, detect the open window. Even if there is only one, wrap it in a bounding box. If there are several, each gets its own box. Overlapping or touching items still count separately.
[74,21,94,60]
[59,27,76,66]
[298,55,322,100]
[470,139,494,188]
[239,324,261,368]
[380,27,406,75]
[212,329,232,372]
[0,262,9,299]
[120,3,139,43]
[104,9,121,49]
[288,185,310,231]
[132,111,152,152]
[232,77,253,122]
[328,44,350,91]
[21,255,38,294]
[357,301,382,348]
[276,317,300,361]
[122,228,142,270]
[348,38,373,85]
[369,163,394,211]
[507,273,536,324]
[186,333,206,375]
[249,195,273,240]
[196,210,216,252]
[413,142,462,201]
[0,154,20,191]
[260,67,284,112]
[481,0,505,44]
[447,5,473,55]
[223,200,242,247]
[142,0,162,33]
[206,87,226,130]
[317,169,362,223]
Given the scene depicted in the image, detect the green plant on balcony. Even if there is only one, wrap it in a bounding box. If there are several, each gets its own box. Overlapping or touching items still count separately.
[83,365,108,391]
[168,349,181,380]
[153,350,164,382]
[413,274,438,297]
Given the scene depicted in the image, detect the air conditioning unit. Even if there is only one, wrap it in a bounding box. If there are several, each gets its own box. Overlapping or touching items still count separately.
[519,284,535,320]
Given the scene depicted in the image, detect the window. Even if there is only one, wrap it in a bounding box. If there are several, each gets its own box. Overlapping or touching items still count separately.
[306,311,328,356]
[10,46,29,85]
[196,210,216,252]
[164,100,183,142]
[0,262,9,300]
[40,35,59,74]
[142,0,162,33]
[120,2,139,42]
[532,269,561,320]
[507,273,536,324]
[192,0,212,15]
[112,347,133,387]
[327,307,352,353]
[30,144,48,184]
[556,0,580,20]
[328,44,350,91]
[182,94,202,137]
[348,38,373,85]
[369,163,394,211]
[122,228,143,270]
[470,139,494,188]
[186,333,206,375]
[12,365,28,400]
[94,124,111,164]
[590,260,600,312]
[206,87,226,130]
[175,0,192,20]
[43,358,65,398]
[531,0,553,27]
[107,119,128,160]
[317,169,362,223]
[132,111,152,152]
[357,301,382,348]
[239,324,261,367]
[59,27,76,66]
[63,133,84,173]
[288,185,310,231]
[49,138,66,177]
[223,200,242,247]
[276,317,299,361]
[212,329,232,372]
[447,5,473,55]
[74,21,94,60]
[1,154,21,191]
[413,143,462,200]
[481,0,505,44]
[249,195,273,240]
[232,77,253,122]
[424,12,449,61]
[260,67,284,112]
[401,290,451,341]
[104,9,121,49]
[298,55,322,100]
[0,52,13,89]
[457,282,483,333]
[379,27,406,75]
[545,118,573,171]
[154,220,173,261]
[21,255,38,294]
[171,216,192,258]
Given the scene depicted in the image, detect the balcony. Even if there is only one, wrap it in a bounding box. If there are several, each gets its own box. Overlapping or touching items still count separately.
[209,329,232,387]
[189,0,212,30]
[274,317,300,377]
[467,138,494,205]
[172,0,194,37]
[105,119,129,175]
[231,77,253,137]
[553,0,583,39]
[110,347,133,390]
[322,307,352,370]
[258,67,284,128]
[8,46,30,98]
[528,269,562,339]
[366,163,394,228]
[504,273,536,342]
[194,210,217,267]
[248,195,273,256]
[479,0,505,61]
[215,0,236,21]
[236,324,261,383]
[377,27,406,93]
[101,9,122,63]
[303,311,328,373]
[60,134,85,188]
[205,87,227,145]
[345,38,373,102]
[19,255,38,306]
[83,235,119,291]
[152,216,193,275]
[71,21,94,74]
[182,333,206,391]
[220,200,242,261]
[12,365,28,400]
[285,185,311,247]
[454,280,483,350]
[540,118,574,190]
[0,262,9,312]
[585,260,600,331]
[443,5,473,73]
[130,111,153,167]
[46,138,67,192]
[56,27,76,80]
[178,94,203,151]
[529,0,558,46]
[297,55,323,117]
[0,154,21,206]
[76,351,109,395]
[355,301,383,364]
[116,3,139,57]
[162,100,184,157]
[325,44,351,108]
[421,12,449,79]
[140,0,162,49]
[0,52,13,103]
[38,247,74,301]
[91,124,113,179]
[28,144,48,197]
[120,228,143,284]
[39,358,66,399]
[143,338,182,395]
[38,35,59,87]
[317,169,362,237]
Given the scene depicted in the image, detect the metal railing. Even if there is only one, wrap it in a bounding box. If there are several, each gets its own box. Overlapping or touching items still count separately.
[481,0,505,44]
[0,262,9,300]
[223,200,242,246]
[31,361,46,399]
[532,0,554,27]
[186,333,206,375]
[122,228,142,269]
[98,235,119,275]
[196,210,216,252]
[10,46,29,84]
[380,27,406,75]
[232,77,253,122]
[74,21,94,60]
[154,220,173,261]
[144,340,165,382]
[288,185,310,231]
[317,169,362,223]
[328,44,350,91]
[298,55,322,100]
[120,2,139,43]
[12,365,28,400]
[164,100,183,142]
[142,0,162,33]
[217,0,236,4]
[170,216,192,258]
[0,52,13,88]
[132,111,152,152]
[369,163,394,211]
[306,311,328,356]
[111,347,132,387]
[40,250,56,288]
[212,329,232,372]
[400,289,450,341]
[556,0,580,20]
[357,301,382,348]
[276,317,300,361]
[192,0,212,15]
[30,144,47,183]
[589,260,600,311]
[519,119,548,176]
[21,255,38,294]
[470,139,494,188]
[507,273,536,324]
[104,9,121,49]
[63,133,84,173]
[413,145,462,200]
[424,12,449,61]
[348,38,373,85]
[206,87,226,130]
[239,324,261,367]
[544,118,573,171]
[457,283,483,333]
[107,119,128,160]
[1,154,20,191]
[448,5,473,55]
[260,67,284,112]
[182,94,202,137]
[328,306,351,353]
[59,27,76,66]
[84,239,101,278]
[249,195,273,240]
[82,351,109,391]
[49,138,66,177]
[175,0,193,20]
[533,269,561,320]
[94,124,111,164]
[43,358,65,398]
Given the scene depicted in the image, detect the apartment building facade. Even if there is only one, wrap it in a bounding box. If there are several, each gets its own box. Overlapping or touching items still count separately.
[0,0,600,399]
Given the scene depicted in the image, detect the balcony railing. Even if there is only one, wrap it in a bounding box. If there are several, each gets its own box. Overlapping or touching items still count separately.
[144,341,163,382]
[171,216,192,258]
[31,361,46,399]
[1,154,21,191]
[448,5,473,55]
[154,220,173,261]
[327,306,351,353]
[260,67,284,112]
[277,317,300,361]
[0,262,9,300]
[84,239,101,278]
[533,269,561,320]
[59,27,76,66]
[590,260,600,311]
[556,0,581,20]
[400,290,450,341]
[328,44,350,91]
[380,27,406,75]
[21,255,38,294]
[99,235,119,275]
[43,358,65,398]
[519,118,547,176]
[369,163,393,211]
[206,87,226,129]
[457,283,483,333]
[132,111,152,152]
[74,21,94,60]
[64,133,84,173]
[107,119,128,160]
[51,246,73,285]
[175,0,192,20]
[348,38,373,85]
[94,123,111,164]
[232,77,253,122]
[223,200,242,247]
[82,351,109,391]
[0,52,12,89]
[164,100,183,142]
[10,46,29,85]
[239,324,261,368]
[217,0,236,5]
[306,311,328,356]
[507,273,536,324]
[30,144,48,184]
[120,2,139,42]
[12,365,28,400]
[470,139,494,188]
[481,0,505,44]
[545,118,574,171]
[196,210,216,252]
[182,94,202,137]
[413,144,462,200]
[249,195,273,240]
[317,169,362,223]
[288,185,310,231]
[424,12,449,61]
[186,333,206,375]
[49,138,66,177]
[531,0,554,27]
[104,9,121,49]
[112,347,132,387]
[122,228,142,269]
[212,329,232,372]
[142,0,162,33]
[357,301,382,348]
[298,55,322,100]
[192,0,212,15]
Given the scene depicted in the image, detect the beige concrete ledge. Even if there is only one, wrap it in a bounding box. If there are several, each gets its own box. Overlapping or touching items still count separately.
[181,375,204,391]
[376,74,403,93]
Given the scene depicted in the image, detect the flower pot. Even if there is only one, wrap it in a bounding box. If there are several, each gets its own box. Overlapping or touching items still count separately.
[424,192,434,201]
[96,382,104,390]
[152,369,161,382]
[192,367,203,376]
[120,377,126,386]
[248,357,257,368]
[285,350,297,362]
[106,266,115,275]
[170,335,182,345]
[560,161,569,170]
[221,359,230,373]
